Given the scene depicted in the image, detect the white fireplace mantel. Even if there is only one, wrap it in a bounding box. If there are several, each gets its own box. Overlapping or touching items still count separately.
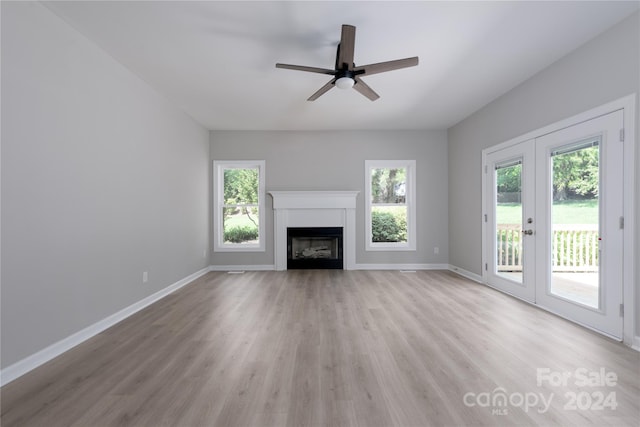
[269,191,359,270]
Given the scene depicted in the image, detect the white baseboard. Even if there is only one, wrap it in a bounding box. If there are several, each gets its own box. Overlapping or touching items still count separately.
[633,335,640,352]
[209,264,275,271]
[448,264,484,283]
[353,263,449,271]
[0,267,210,387]
[208,264,449,272]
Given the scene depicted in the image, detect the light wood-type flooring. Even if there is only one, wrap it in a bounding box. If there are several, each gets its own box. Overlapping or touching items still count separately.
[2,270,639,426]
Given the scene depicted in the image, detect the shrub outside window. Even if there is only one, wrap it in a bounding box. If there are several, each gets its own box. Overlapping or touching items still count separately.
[365,160,416,251]
[213,161,265,252]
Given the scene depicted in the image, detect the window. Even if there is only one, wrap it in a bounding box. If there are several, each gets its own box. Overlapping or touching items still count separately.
[365,160,416,251]
[213,160,265,252]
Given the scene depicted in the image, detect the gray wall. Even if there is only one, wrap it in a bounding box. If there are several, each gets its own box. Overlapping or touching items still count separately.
[448,13,639,332]
[1,2,210,368]
[210,130,449,267]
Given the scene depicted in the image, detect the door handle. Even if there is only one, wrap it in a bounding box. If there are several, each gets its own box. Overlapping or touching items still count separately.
[522,229,534,235]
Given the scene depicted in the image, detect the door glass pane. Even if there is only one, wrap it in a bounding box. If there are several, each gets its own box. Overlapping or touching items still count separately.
[495,160,523,283]
[549,139,600,308]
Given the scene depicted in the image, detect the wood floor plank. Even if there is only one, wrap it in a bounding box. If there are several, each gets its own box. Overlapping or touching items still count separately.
[2,270,638,426]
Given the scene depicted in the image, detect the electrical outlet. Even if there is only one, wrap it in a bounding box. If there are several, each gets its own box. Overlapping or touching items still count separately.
[143,271,148,283]
[434,247,439,254]
[203,249,207,259]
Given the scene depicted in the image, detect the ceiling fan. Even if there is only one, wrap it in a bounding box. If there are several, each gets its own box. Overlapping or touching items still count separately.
[276,25,419,101]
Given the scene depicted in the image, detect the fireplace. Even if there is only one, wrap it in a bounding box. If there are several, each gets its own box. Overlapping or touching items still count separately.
[269,191,358,270]
[287,227,343,269]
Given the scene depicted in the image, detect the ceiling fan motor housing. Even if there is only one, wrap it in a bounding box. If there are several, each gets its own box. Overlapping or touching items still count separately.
[336,69,355,80]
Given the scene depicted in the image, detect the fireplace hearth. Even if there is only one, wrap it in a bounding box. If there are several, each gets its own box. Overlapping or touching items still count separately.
[287,227,343,269]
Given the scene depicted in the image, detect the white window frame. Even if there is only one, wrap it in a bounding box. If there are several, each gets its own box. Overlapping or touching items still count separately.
[213,160,265,252]
[365,160,416,251]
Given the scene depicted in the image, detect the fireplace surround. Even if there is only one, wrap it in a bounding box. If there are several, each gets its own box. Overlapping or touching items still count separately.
[269,191,358,270]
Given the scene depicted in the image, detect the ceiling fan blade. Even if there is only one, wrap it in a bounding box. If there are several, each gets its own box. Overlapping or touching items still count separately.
[307,78,337,101]
[354,57,419,76]
[353,77,380,101]
[337,25,356,70]
[276,63,335,75]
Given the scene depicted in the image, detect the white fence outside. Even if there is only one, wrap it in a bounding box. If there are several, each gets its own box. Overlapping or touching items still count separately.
[497,224,598,272]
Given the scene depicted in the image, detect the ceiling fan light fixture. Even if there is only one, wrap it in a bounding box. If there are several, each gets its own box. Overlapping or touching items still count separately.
[335,76,355,90]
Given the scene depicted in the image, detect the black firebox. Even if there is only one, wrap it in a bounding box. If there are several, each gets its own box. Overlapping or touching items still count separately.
[287,227,343,269]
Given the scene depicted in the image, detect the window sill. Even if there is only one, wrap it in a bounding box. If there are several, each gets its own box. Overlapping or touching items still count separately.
[366,243,416,251]
[213,245,265,253]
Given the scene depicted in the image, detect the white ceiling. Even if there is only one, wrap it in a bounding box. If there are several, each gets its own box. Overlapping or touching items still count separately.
[43,1,638,131]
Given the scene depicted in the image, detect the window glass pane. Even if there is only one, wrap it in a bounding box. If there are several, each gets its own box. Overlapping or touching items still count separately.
[224,168,258,205]
[371,205,407,243]
[223,207,259,244]
[371,168,406,204]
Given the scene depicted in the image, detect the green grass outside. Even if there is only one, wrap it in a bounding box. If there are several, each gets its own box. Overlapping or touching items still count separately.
[497,199,598,224]
[223,212,259,243]
[225,199,597,230]
[224,213,258,230]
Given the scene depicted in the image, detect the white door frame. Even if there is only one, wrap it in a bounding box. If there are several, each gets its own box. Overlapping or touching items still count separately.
[481,94,636,346]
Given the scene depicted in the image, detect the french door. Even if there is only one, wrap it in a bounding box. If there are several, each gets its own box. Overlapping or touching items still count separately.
[485,141,536,303]
[484,110,624,339]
